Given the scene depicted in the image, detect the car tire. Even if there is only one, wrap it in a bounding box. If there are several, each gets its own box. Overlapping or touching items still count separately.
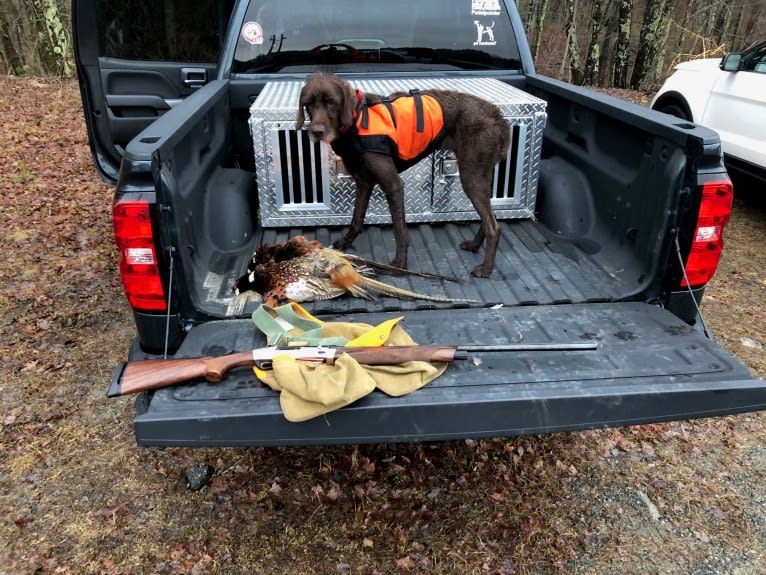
[656,102,690,121]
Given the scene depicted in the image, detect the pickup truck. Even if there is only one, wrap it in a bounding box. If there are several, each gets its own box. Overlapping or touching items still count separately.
[73,0,766,447]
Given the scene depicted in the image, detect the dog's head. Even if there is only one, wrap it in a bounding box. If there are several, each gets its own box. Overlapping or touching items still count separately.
[295,72,357,143]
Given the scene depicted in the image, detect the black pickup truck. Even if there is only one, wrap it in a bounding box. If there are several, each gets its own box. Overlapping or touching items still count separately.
[73,0,766,447]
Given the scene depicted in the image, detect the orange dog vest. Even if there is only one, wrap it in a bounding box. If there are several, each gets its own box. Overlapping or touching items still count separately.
[331,90,446,171]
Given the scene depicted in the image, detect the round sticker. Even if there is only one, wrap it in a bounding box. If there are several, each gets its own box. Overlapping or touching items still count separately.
[242,21,264,45]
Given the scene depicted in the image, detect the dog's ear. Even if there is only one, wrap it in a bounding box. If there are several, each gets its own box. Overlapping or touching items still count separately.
[338,78,356,129]
[295,85,308,130]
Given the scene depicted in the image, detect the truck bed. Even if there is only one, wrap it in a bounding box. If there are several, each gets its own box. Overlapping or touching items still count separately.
[205,220,631,318]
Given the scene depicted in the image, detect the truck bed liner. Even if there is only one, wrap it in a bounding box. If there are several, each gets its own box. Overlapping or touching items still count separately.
[211,220,630,317]
[130,302,764,447]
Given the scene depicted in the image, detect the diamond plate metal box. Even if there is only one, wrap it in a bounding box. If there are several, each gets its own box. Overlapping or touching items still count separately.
[249,78,547,227]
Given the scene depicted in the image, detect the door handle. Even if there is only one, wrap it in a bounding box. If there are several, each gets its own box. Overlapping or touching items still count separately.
[181,67,207,89]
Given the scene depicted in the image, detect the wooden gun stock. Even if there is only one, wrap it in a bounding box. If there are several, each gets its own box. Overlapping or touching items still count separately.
[109,351,256,397]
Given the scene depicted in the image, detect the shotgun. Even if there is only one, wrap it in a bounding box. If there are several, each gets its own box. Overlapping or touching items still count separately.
[108,342,598,398]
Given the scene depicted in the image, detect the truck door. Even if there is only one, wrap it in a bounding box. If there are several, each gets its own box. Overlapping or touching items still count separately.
[72,0,235,183]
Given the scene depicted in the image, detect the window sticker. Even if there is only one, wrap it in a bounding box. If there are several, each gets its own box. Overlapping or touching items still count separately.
[471,0,501,16]
[473,20,497,46]
[241,21,264,45]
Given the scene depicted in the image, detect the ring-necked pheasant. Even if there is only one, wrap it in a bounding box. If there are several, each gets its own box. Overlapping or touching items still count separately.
[232,236,475,306]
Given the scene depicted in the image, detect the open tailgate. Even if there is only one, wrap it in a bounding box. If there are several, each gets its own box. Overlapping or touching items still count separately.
[116,302,765,447]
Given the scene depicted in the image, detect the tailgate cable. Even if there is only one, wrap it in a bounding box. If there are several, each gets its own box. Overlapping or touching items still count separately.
[163,247,175,358]
[674,234,711,339]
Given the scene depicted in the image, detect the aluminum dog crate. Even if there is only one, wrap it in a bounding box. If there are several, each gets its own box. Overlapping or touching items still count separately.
[249,78,547,227]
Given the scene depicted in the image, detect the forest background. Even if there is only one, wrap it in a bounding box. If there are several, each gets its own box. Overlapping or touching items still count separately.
[1,0,765,89]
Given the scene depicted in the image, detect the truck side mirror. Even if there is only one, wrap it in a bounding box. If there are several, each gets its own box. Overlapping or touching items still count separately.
[719,53,742,72]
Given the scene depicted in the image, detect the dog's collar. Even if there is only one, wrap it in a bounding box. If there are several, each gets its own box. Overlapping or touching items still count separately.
[338,89,366,135]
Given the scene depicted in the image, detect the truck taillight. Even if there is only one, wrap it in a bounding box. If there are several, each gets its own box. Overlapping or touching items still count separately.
[681,179,733,287]
[113,199,167,311]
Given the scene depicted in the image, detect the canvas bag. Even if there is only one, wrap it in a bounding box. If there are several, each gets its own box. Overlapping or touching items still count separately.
[251,304,447,421]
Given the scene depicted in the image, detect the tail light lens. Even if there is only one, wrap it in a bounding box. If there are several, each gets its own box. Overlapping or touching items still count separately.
[113,199,167,311]
[681,179,733,287]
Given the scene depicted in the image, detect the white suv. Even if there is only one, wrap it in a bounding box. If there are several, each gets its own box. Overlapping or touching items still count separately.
[651,41,766,182]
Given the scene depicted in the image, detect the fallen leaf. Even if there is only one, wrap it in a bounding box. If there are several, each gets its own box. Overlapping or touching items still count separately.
[395,555,412,572]
[695,530,711,543]
[642,442,656,457]
[363,537,374,548]
[326,485,340,502]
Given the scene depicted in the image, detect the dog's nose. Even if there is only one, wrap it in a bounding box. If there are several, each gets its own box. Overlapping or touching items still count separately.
[309,125,326,139]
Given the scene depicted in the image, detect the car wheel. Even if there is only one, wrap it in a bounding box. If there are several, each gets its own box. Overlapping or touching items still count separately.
[657,102,690,121]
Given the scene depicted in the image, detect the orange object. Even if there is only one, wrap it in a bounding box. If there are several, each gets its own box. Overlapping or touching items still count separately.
[331,90,446,170]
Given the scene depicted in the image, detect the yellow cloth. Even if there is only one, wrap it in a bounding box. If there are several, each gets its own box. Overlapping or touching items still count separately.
[252,304,447,421]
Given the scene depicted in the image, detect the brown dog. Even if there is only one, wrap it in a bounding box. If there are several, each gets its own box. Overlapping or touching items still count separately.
[295,72,510,277]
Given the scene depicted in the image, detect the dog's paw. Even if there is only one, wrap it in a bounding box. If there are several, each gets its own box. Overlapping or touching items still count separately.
[470,264,493,278]
[389,258,408,273]
[459,240,481,253]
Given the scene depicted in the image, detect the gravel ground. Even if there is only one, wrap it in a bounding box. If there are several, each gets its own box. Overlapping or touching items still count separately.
[0,77,764,575]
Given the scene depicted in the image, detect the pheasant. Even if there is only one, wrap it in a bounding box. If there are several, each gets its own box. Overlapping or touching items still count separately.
[232,236,475,306]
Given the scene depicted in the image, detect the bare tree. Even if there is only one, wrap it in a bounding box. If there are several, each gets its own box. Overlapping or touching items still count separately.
[532,0,550,62]
[583,0,607,85]
[611,0,632,88]
[562,0,583,83]
[0,0,72,75]
[630,0,676,90]
[30,0,73,76]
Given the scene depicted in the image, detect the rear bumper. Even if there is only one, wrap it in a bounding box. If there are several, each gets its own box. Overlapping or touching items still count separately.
[122,302,764,447]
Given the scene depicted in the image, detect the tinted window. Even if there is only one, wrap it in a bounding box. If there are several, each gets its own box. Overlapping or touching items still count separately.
[232,0,521,73]
[743,43,766,74]
[96,0,221,62]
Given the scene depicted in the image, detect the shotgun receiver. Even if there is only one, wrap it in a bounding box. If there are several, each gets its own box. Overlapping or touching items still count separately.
[108,342,598,398]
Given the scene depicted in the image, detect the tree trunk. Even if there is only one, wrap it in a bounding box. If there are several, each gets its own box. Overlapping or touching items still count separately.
[525,0,537,47]
[532,0,549,62]
[728,2,745,50]
[583,0,605,85]
[654,5,675,81]
[675,0,694,60]
[24,0,73,75]
[612,0,632,88]
[630,0,675,90]
[564,0,583,84]
[711,2,731,46]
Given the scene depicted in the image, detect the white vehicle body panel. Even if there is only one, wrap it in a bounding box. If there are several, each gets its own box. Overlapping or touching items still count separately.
[652,43,766,172]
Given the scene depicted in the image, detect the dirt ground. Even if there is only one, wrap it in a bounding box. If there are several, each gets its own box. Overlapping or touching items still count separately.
[1,77,764,575]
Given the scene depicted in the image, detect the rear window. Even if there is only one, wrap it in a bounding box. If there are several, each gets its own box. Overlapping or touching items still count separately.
[232,0,521,74]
